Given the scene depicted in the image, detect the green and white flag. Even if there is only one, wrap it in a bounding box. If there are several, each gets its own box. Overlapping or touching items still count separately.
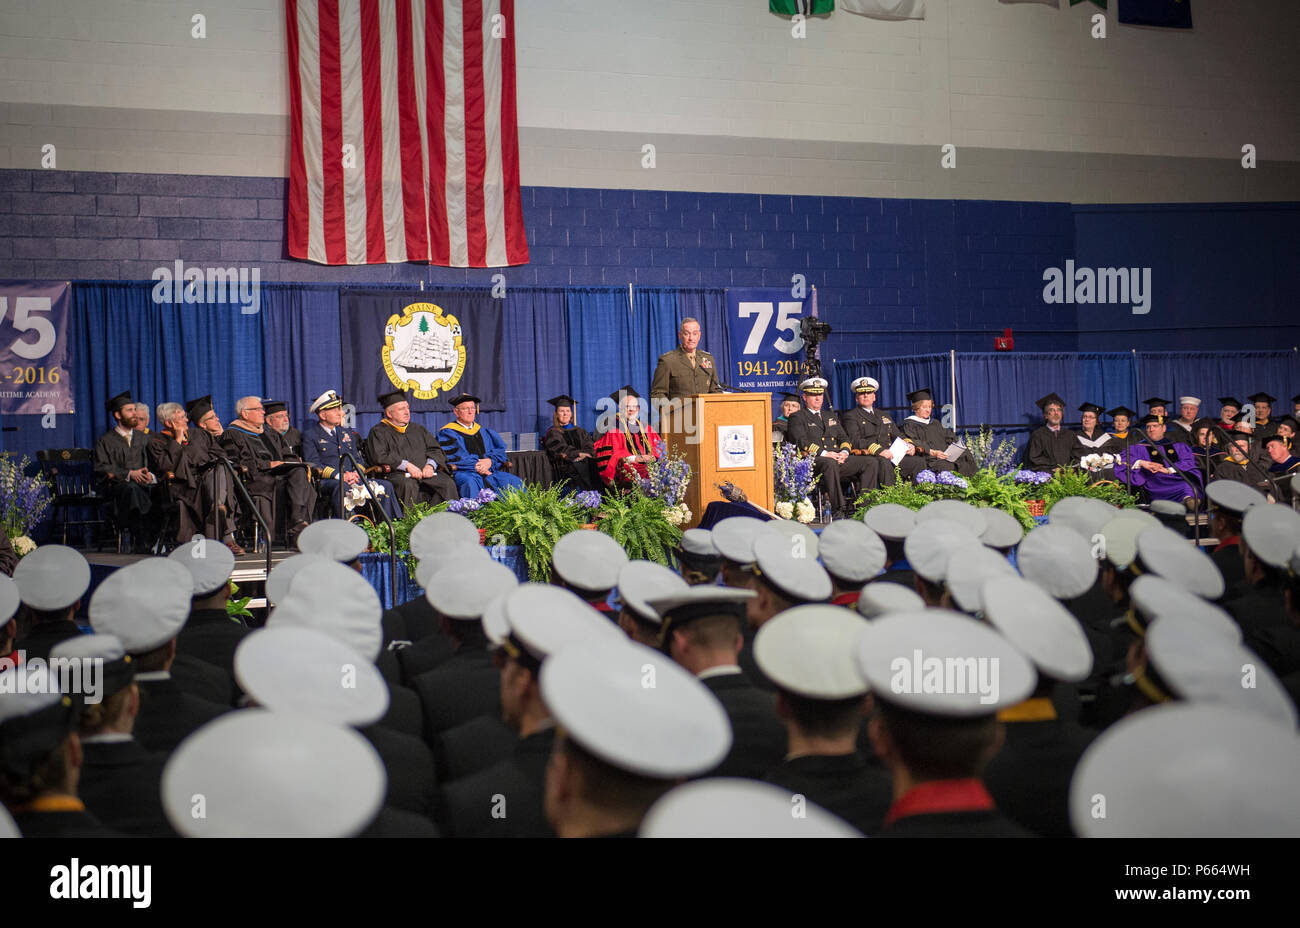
[770,0,834,14]
[841,0,925,18]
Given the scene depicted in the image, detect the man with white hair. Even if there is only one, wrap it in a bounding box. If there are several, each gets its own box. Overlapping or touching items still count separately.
[594,385,664,489]
[221,396,313,548]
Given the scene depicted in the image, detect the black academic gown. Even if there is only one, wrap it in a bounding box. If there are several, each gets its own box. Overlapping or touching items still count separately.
[762,751,894,835]
[698,670,787,780]
[900,416,977,476]
[544,425,601,492]
[434,714,518,782]
[78,737,175,837]
[1025,426,1077,472]
[437,727,557,838]
[93,428,153,528]
[983,712,1096,838]
[364,420,458,511]
[133,673,229,754]
[411,644,501,741]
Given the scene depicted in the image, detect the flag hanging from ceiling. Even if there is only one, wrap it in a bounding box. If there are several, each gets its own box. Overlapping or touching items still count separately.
[1118,0,1192,28]
[840,0,925,19]
[770,1,834,14]
[285,0,529,268]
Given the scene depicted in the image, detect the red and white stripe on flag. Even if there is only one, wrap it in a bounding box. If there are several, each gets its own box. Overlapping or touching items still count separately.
[286,0,529,267]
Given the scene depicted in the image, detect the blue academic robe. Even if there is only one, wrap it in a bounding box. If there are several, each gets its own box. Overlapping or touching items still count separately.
[1120,440,1204,502]
[302,420,399,518]
[438,422,524,497]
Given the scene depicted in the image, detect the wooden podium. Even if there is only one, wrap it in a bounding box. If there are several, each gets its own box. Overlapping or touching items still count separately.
[662,392,773,529]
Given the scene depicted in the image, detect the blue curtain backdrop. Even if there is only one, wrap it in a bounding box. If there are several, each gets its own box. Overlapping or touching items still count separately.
[956,353,1136,431]
[832,354,954,417]
[1134,351,1300,417]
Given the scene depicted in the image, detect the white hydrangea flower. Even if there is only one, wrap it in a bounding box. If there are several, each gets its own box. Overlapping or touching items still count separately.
[13,535,36,556]
[775,501,794,520]
[795,500,815,524]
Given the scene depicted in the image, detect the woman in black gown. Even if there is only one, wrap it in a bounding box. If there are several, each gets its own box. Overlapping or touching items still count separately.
[543,395,602,492]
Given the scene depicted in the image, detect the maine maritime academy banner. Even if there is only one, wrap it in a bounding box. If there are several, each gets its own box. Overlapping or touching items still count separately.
[0,281,72,415]
[340,290,504,414]
[725,287,814,397]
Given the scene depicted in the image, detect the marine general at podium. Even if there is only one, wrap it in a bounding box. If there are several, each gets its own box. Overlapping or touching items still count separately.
[650,317,724,400]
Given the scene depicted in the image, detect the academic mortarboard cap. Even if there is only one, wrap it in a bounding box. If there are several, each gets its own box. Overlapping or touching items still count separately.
[779,392,800,403]
[711,516,768,567]
[1217,397,1242,410]
[263,399,287,416]
[608,384,641,404]
[1035,392,1066,412]
[0,665,81,781]
[309,389,343,414]
[817,519,886,584]
[1277,416,1299,431]
[447,392,480,407]
[1125,574,1241,643]
[943,546,1017,614]
[1047,496,1117,543]
[754,605,869,700]
[616,561,688,624]
[798,377,828,395]
[89,558,194,653]
[647,586,756,638]
[903,519,980,584]
[168,537,236,597]
[502,584,623,665]
[752,532,832,604]
[185,395,214,422]
[552,530,629,595]
[1077,402,1104,416]
[906,388,933,405]
[1016,524,1097,599]
[855,581,923,618]
[377,389,408,410]
[106,390,134,416]
[1142,397,1172,408]
[235,626,388,727]
[981,576,1093,683]
[295,519,370,563]
[916,499,986,538]
[1134,524,1225,599]
[265,553,334,606]
[1143,617,1297,729]
[979,508,1024,551]
[540,640,732,779]
[863,503,916,541]
[1105,405,1136,419]
[161,711,385,837]
[855,609,1036,715]
[1248,392,1276,405]
[13,544,91,611]
[640,779,863,838]
[0,575,18,623]
[50,633,136,701]
[408,511,481,562]
[850,376,879,394]
[1262,433,1287,448]
[1241,504,1300,569]
[545,395,578,409]
[268,560,383,661]
[1138,413,1164,426]
[1070,703,1300,837]
[1205,479,1266,515]
[426,560,520,620]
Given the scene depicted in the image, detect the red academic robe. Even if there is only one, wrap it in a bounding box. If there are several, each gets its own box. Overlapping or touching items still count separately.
[594,419,664,487]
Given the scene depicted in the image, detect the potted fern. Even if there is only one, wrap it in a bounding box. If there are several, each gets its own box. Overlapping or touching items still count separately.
[470,484,583,581]
[595,490,683,566]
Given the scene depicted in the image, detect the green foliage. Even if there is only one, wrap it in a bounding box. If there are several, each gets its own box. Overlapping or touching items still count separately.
[226,580,253,623]
[364,501,442,579]
[961,468,1035,531]
[595,490,683,566]
[473,484,582,582]
[961,425,1019,475]
[1041,468,1139,512]
[852,478,962,517]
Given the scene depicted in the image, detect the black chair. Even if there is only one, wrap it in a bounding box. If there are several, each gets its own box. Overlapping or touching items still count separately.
[36,449,107,548]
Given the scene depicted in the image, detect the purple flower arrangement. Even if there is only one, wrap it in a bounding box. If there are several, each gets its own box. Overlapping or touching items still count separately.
[446,497,481,514]
[915,469,937,484]
[1013,470,1051,486]
[477,488,498,505]
[643,451,692,507]
[935,471,968,489]
[773,444,818,503]
[0,453,52,541]
[565,490,602,511]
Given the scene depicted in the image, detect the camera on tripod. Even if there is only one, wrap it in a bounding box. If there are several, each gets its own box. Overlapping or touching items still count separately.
[799,316,833,380]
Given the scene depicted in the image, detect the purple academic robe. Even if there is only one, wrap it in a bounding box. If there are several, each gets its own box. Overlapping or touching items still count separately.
[1120,441,1204,502]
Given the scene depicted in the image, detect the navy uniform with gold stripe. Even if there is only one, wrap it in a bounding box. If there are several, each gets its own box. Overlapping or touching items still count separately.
[839,376,923,482]
[302,389,399,519]
[783,378,875,516]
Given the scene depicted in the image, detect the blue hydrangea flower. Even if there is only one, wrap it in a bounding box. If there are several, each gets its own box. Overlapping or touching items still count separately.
[477,488,497,504]
[915,470,937,484]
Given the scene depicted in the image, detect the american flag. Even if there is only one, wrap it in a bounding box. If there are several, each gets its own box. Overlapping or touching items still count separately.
[285,0,529,267]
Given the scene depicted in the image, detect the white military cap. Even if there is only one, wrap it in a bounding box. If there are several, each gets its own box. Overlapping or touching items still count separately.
[640,778,864,839]
[0,803,17,839]
[1070,703,1300,837]
[1178,396,1201,407]
[13,544,90,611]
[980,576,1093,683]
[296,519,369,563]
[408,511,480,563]
[1142,617,1297,729]
[850,376,879,394]
[540,640,732,778]
[309,389,343,414]
[1241,504,1300,569]
[1206,479,1267,515]
[944,546,1017,614]
[426,559,520,620]
[415,546,490,590]
[979,507,1024,550]
[1125,574,1241,643]
[268,560,383,661]
[502,583,624,663]
[754,605,870,699]
[799,377,829,395]
[161,710,385,838]
[711,517,769,567]
[1134,524,1225,599]
[678,528,719,559]
[903,519,980,584]
[50,632,137,700]
[646,586,757,642]
[1016,524,1097,599]
[265,553,334,606]
[856,609,1037,715]
[916,499,986,539]
[759,519,821,560]
[617,561,688,624]
[234,626,388,727]
[863,503,916,541]
[551,530,629,594]
[1097,513,1155,571]
[89,558,194,653]
[855,581,924,618]
[817,519,886,584]
[0,574,19,623]
[1149,499,1186,522]
[752,532,832,604]
[168,537,236,597]
[1047,497,1117,544]
[481,592,512,647]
